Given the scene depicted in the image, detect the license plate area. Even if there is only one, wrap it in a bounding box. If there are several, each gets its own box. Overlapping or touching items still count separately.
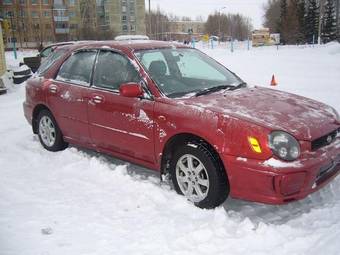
[315,155,340,185]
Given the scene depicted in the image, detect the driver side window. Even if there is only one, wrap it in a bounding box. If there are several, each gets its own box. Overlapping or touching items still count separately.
[93,50,140,91]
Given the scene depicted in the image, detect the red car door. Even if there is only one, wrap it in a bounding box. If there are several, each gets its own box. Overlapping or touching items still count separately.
[47,50,97,144]
[86,50,155,163]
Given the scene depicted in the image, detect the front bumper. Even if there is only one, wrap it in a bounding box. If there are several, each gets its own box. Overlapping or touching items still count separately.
[222,139,340,204]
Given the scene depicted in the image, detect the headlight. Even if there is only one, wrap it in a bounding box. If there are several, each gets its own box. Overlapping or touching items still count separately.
[269,131,300,161]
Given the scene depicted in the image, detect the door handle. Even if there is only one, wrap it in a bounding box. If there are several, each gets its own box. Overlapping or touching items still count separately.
[49,85,58,94]
[92,95,103,104]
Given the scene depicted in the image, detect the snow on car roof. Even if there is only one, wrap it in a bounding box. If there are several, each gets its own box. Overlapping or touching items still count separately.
[55,40,189,52]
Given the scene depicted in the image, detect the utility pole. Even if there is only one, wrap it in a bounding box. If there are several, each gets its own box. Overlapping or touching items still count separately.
[318,0,325,44]
[149,0,151,39]
[336,0,340,40]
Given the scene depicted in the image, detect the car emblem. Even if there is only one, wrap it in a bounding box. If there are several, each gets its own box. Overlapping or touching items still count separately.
[326,135,333,144]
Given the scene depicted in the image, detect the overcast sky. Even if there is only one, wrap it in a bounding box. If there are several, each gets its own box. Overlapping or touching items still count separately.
[145,0,268,28]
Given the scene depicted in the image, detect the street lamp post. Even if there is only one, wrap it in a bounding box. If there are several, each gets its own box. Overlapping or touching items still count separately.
[218,7,226,39]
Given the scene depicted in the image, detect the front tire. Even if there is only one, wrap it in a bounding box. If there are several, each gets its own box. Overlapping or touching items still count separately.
[37,110,68,151]
[170,142,229,209]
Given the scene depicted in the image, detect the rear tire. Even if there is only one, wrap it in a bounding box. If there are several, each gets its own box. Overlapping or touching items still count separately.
[37,110,68,151]
[170,142,229,209]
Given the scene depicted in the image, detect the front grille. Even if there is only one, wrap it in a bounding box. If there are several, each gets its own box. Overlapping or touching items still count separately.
[311,128,340,151]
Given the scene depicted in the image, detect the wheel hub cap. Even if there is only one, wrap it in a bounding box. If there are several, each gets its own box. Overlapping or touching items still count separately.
[176,154,210,203]
[39,116,56,147]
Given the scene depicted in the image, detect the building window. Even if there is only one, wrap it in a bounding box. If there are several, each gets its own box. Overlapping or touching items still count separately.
[69,11,75,17]
[122,15,127,22]
[31,0,37,4]
[3,0,12,4]
[122,5,127,13]
[43,0,49,4]
[69,0,75,6]
[19,10,25,17]
[20,0,25,5]
[44,11,49,17]
[130,15,135,22]
[6,11,14,18]
[122,24,128,31]
[70,24,78,29]
[130,25,135,31]
[31,11,38,18]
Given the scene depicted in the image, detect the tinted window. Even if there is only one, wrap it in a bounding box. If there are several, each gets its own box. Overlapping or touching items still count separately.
[37,48,66,75]
[93,51,140,90]
[57,51,97,86]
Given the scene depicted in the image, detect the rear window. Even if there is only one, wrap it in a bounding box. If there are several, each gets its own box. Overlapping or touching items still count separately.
[37,49,67,75]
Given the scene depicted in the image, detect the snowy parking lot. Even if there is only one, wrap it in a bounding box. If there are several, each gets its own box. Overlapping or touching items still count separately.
[1,43,340,255]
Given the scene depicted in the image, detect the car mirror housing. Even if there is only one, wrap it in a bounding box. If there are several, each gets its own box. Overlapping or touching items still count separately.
[119,83,143,98]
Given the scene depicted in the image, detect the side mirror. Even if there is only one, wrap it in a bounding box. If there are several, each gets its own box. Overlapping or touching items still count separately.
[119,83,143,98]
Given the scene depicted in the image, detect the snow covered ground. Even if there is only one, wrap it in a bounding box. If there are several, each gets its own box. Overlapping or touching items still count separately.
[1,44,340,255]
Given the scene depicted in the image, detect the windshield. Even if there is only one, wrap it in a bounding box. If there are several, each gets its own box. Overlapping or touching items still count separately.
[135,48,242,98]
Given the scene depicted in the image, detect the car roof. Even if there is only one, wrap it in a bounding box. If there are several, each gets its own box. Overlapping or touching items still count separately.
[53,40,189,53]
[44,40,95,49]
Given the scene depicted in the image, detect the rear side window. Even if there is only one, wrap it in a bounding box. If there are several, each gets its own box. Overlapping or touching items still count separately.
[37,49,66,75]
[92,51,140,91]
[56,51,97,86]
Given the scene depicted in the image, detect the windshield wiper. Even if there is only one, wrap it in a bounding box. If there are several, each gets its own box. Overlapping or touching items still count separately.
[195,82,247,97]
[228,82,247,91]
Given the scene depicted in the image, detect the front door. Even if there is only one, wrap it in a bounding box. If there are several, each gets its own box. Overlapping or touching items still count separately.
[87,50,155,163]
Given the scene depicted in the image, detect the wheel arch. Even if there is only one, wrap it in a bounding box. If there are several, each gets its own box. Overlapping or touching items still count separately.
[32,104,53,134]
[160,133,228,181]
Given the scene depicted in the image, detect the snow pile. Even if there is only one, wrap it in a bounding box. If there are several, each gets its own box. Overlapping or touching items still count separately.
[1,45,340,255]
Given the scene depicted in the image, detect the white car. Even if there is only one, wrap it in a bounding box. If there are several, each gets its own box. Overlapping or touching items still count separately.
[114,35,150,41]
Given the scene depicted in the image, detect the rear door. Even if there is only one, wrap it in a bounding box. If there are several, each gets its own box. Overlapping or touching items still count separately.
[86,50,155,163]
[47,50,97,144]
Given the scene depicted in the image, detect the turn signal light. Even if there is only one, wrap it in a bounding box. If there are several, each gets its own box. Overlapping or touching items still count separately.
[248,136,262,153]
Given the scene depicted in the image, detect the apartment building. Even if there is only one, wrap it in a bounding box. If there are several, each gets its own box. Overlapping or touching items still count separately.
[0,0,146,47]
[1,0,55,47]
[167,20,205,41]
[95,0,146,36]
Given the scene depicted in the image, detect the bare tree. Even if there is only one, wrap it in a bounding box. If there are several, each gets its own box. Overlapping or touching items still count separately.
[205,12,252,40]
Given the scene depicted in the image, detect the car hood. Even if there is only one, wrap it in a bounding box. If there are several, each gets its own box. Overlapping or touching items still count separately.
[180,86,339,141]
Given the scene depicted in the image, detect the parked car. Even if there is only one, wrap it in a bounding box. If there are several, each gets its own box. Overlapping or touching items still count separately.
[209,36,219,42]
[23,40,340,209]
[23,41,88,72]
[114,35,150,41]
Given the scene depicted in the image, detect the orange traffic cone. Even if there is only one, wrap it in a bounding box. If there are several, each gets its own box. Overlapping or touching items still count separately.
[271,74,278,86]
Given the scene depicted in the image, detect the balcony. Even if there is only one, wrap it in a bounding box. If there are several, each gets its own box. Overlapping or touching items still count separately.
[55,28,70,34]
[54,16,69,22]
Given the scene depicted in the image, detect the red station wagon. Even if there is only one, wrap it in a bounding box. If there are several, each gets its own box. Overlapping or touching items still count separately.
[23,41,340,209]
